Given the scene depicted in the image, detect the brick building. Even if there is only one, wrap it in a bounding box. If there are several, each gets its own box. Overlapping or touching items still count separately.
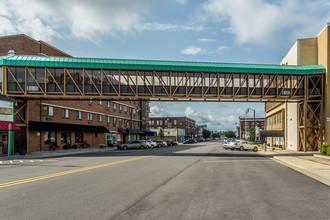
[0,34,152,153]
[238,117,265,140]
[149,116,197,142]
[0,34,71,57]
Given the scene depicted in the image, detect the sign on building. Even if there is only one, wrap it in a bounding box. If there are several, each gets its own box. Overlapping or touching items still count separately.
[0,100,13,122]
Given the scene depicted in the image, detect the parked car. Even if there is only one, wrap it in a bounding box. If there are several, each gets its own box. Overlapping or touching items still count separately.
[148,140,157,148]
[166,140,174,146]
[223,141,229,150]
[118,140,147,150]
[227,140,240,150]
[141,140,151,148]
[163,141,168,147]
[234,141,258,152]
[183,139,195,144]
[155,140,165,147]
[172,141,178,146]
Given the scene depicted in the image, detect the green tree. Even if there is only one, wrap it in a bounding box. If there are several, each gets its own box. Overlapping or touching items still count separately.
[158,128,164,139]
[224,130,236,138]
[212,132,220,138]
[203,129,211,138]
[249,126,255,140]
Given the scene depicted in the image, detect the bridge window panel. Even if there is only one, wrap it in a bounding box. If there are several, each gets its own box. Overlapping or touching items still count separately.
[308,75,322,96]
[46,68,63,93]
[71,69,83,93]
[26,67,45,92]
[7,67,25,92]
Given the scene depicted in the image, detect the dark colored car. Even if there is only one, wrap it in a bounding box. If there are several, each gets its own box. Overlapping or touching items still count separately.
[166,140,174,146]
[183,139,195,144]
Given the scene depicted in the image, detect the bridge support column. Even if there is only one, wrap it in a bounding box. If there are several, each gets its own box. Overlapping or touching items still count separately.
[298,100,323,152]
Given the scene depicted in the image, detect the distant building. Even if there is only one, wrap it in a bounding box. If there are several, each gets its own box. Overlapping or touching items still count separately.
[238,117,265,140]
[149,116,197,142]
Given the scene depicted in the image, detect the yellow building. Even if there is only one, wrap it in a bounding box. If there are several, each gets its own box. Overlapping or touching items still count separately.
[265,23,330,151]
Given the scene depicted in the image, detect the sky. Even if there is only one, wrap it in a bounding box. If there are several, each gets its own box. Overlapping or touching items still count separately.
[0,0,329,131]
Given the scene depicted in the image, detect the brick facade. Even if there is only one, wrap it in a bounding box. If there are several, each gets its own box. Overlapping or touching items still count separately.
[0,34,71,57]
[149,116,197,138]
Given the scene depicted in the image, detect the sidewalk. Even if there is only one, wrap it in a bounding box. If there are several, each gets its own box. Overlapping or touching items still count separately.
[258,148,330,186]
[0,147,118,161]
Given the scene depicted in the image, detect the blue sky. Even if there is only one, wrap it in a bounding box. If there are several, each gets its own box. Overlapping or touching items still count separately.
[0,0,329,131]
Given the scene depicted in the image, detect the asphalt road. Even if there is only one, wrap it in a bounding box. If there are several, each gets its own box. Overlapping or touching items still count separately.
[0,142,329,220]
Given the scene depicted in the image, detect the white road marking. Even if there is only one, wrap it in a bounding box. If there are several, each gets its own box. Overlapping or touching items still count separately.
[0,161,2,164]
[20,160,23,163]
[30,160,34,163]
[9,161,13,164]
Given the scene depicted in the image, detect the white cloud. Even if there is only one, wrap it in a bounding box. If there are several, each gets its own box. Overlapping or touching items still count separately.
[218,45,229,51]
[198,38,216,42]
[201,0,330,46]
[181,46,202,55]
[0,0,186,42]
[139,23,205,32]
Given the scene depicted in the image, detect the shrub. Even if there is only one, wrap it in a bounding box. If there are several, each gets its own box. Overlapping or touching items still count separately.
[327,147,330,156]
[63,144,71,150]
[320,144,329,155]
[72,144,79,149]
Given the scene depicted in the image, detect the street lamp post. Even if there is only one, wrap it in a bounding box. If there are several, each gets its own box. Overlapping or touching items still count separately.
[246,108,256,142]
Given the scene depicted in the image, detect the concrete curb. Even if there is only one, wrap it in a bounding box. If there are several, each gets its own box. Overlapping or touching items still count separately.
[273,156,305,169]
[314,154,330,160]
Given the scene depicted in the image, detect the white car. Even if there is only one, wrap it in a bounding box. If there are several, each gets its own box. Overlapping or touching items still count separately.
[223,140,229,149]
[228,141,240,150]
[231,141,258,152]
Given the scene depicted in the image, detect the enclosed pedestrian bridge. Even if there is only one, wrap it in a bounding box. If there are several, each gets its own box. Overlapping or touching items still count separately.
[0,55,326,151]
[0,55,325,101]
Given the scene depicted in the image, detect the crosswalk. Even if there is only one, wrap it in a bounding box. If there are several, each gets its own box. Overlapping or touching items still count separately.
[0,159,57,165]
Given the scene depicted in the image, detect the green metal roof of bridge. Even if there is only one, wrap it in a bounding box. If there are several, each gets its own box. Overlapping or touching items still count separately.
[0,55,326,75]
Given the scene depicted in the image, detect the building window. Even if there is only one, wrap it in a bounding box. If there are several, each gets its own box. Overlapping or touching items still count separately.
[48,106,54,117]
[124,106,127,114]
[76,111,82,120]
[107,116,110,124]
[113,103,116,112]
[61,131,71,145]
[119,118,122,126]
[107,101,110,109]
[88,100,93,106]
[98,100,102,105]
[160,120,163,126]
[174,120,177,125]
[62,109,69,119]
[98,115,102,122]
[44,131,56,144]
[119,105,122,113]
[87,113,93,121]
[113,117,117,126]
[75,132,83,143]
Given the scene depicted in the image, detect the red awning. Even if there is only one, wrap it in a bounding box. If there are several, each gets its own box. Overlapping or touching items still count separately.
[0,121,21,131]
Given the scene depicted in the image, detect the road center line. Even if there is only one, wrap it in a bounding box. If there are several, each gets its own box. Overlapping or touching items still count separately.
[0,150,181,189]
